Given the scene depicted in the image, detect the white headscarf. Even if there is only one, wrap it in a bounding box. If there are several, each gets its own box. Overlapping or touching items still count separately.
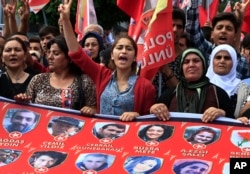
[206,44,241,97]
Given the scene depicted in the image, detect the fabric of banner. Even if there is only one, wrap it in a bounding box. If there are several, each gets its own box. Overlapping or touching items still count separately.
[0,98,249,173]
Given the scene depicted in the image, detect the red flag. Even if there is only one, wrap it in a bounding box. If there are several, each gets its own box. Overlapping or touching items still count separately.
[75,0,97,40]
[199,6,208,27]
[117,0,175,80]
[28,0,50,14]
[117,0,144,21]
[199,0,219,26]
[209,0,219,19]
[117,0,144,38]
[223,1,232,12]
[138,0,175,80]
[242,5,250,33]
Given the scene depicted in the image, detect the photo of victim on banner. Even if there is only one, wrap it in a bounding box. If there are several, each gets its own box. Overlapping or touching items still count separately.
[172,159,212,174]
[92,122,129,140]
[0,149,21,167]
[2,109,40,134]
[29,151,67,169]
[124,156,163,174]
[183,126,221,146]
[137,124,174,143]
[47,116,85,138]
[75,153,115,172]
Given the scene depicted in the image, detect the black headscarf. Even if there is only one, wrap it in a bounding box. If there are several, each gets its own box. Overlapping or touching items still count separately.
[80,32,104,63]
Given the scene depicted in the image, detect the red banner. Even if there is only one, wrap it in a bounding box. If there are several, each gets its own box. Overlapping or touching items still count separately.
[242,5,250,33]
[199,0,219,27]
[0,97,249,173]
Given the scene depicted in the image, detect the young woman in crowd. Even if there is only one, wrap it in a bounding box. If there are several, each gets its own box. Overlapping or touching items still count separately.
[150,48,235,122]
[58,0,155,121]
[0,37,33,99]
[14,36,96,113]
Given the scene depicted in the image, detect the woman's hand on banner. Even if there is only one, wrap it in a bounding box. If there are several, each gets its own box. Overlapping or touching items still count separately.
[120,112,140,122]
[237,116,249,125]
[202,107,225,123]
[81,106,96,116]
[149,103,170,121]
[14,93,31,103]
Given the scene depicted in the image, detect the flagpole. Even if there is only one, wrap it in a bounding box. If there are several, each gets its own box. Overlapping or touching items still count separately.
[206,0,210,21]
[42,9,48,26]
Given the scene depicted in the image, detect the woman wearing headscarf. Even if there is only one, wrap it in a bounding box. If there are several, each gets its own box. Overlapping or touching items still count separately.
[206,44,240,102]
[80,32,104,64]
[150,48,235,122]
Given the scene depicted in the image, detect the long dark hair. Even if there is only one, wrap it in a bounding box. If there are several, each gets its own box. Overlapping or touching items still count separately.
[173,160,209,174]
[138,124,174,142]
[108,35,138,74]
[46,35,83,76]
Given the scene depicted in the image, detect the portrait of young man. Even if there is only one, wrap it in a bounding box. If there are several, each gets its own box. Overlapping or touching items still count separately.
[3,109,40,134]
[92,122,128,140]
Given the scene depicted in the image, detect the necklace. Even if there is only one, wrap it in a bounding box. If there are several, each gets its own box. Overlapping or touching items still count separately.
[6,71,26,83]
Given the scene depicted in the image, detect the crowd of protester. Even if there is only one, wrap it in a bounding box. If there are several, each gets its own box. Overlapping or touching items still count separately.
[1,0,250,125]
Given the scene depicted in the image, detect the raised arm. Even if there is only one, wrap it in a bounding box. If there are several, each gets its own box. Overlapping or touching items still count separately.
[18,0,30,34]
[7,0,18,35]
[58,0,80,52]
[1,0,18,38]
[185,0,212,55]
[234,0,250,52]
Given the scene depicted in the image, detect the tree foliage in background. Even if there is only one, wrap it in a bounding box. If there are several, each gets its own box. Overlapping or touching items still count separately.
[29,0,129,32]
[28,0,239,33]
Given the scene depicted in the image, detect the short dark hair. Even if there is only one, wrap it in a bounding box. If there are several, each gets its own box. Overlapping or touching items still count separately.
[11,109,39,123]
[39,25,60,38]
[212,12,240,33]
[172,6,186,28]
[180,33,194,48]
[174,161,209,174]
[46,35,83,75]
[241,34,250,49]
[102,123,126,130]
[29,36,40,43]
[32,151,67,168]
[3,37,28,53]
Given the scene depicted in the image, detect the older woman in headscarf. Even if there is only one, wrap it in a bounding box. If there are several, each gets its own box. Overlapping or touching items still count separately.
[206,44,240,105]
[150,48,235,122]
